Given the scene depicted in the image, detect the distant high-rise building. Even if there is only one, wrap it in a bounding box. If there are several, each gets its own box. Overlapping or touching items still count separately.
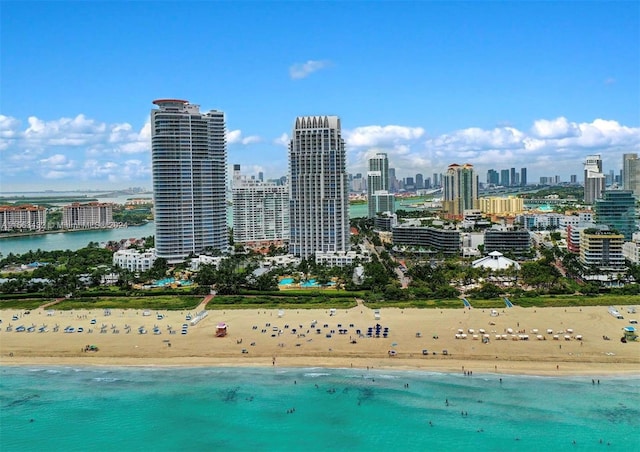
[570,174,577,184]
[258,171,264,182]
[594,190,637,240]
[151,99,227,263]
[584,154,605,204]
[623,153,640,197]
[432,173,440,188]
[0,204,47,231]
[487,169,499,185]
[288,116,349,259]
[351,173,366,192]
[62,202,113,229]
[520,167,527,186]
[443,163,478,218]
[388,167,397,193]
[404,176,415,190]
[367,153,394,218]
[415,173,424,190]
[232,164,289,250]
[510,168,517,187]
[500,169,510,187]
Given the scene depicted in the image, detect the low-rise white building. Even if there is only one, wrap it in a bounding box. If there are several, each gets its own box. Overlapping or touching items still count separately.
[472,251,520,271]
[190,255,225,271]
[262,254,301,268]
[315,245,371,267]
[112,248,157,272]
[623,241,640,264]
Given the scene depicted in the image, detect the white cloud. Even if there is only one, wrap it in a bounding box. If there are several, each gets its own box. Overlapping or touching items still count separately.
[273,133,289,147]
[1,111,638,190]
[227,129,261,145]
[0,115,20,139]
[1,113,153,188]
[39,153,73,168]
[289,60,332,79]
[25,114,106,142]
[531,117,581,139]
[345,125,425,147]
[345,118,640,181]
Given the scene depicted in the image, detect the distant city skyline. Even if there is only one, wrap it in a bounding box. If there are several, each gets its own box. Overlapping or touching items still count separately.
[1,1,639,191]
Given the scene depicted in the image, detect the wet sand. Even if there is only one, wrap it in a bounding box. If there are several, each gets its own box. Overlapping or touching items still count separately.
[1,304,638,375]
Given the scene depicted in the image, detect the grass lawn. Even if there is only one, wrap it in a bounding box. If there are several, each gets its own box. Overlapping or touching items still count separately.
[0,299,56,310]
[52,296,203,310]
[0,293,637,311]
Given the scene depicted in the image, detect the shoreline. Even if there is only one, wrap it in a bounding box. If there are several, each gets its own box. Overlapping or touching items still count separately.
[0,223,146,239]
[2,305,638,377]
[3,356,640,378]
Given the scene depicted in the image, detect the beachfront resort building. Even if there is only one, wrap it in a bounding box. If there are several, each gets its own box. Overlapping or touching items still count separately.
[151,99,227,263]
[61,202,114,229]
[594,190,637,241]
[472,251,521,271]
[112,248,157,272]
[288,115,349,259]
[367,153,395,218]
[232,164,289,251]
[584,154,605,204]
[483,228,531,256]
[0,204,47,231]
[392,226,461,255]
[443,163,478,219]
[315,245,372,267]
[579,229,625,271]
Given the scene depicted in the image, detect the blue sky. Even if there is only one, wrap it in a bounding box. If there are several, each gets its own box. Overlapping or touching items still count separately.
[1,1,639,191]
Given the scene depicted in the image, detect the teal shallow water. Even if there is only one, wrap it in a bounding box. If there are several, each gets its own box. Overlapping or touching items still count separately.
[1,366,638,451]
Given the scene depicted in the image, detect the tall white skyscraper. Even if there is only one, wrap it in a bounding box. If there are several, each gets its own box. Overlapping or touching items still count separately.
[151,99,227,263]
[232,164,289,250]
[584,154,605,204]
[367,153,394,218]
[288,115,349,259]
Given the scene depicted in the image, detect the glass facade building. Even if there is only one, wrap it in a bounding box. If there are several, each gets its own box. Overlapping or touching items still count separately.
[594,190,637,240]
[151,99,228,263]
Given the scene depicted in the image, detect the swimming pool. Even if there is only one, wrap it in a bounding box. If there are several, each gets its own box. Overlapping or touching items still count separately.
[152,278,192,288]
[279,278,335,287]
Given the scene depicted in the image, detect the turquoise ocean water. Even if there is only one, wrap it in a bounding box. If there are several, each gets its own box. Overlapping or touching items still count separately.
[1,366,638,451]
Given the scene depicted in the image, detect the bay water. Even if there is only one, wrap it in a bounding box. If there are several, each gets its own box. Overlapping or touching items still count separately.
[1,366,637,451]
[0,204,370,256]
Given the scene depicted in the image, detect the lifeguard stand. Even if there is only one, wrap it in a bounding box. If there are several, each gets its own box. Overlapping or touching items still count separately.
[622,326,637,342]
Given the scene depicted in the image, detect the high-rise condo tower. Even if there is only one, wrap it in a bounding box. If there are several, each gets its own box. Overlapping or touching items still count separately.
[288,115,349,259]
[584,154,605,204]
[151,99,227,263]
[367,153,395,218]
[443,163,478,219]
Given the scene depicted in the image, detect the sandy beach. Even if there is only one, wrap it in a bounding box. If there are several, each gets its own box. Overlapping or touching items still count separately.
[1,303,638,376]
